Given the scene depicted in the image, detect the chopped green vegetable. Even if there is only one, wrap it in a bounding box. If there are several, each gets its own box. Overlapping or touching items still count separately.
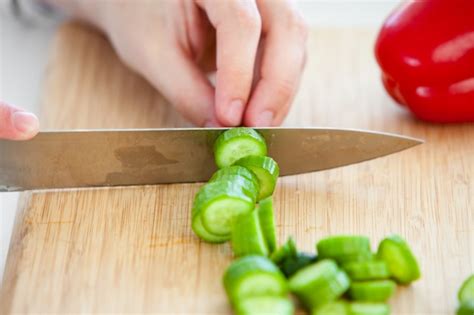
[458,274,474,303]
[214,128,267,168]
[312,301,348,315]
[377,235,420,284]
[258,197,277,253]
[281,252,317,278]
[342,260,391,281]
[210,165,259,185]
[191,214,229,243]
[223,256,288,304]
[348,302,390,315]
[348,280,396,302]
[231,209,269,257]
[317,236,372,264]
[271,237,297,264]
[235,296,294,315]
[289,259,350,309]
[457,300,474,315]
[234,155,279,200]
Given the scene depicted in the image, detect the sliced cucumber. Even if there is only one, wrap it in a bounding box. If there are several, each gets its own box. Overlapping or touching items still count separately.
[348,280,396,302]
[209,174,259,201]
[210,165,260,188]
[342,260,390,281]
[191,214,229,243]
[231,209,269,257]
[258,197,277,253]
[223,256,288,304]
[214,128,267,168]
[348,303,390,315]
[235,296,294,315]
[457,300,474,315]
[271,237,297,264]
[458,274,474,303]
[289,260,351,309]
[192,181,255,237]
[281,252,317,278]
[312,301,348,315]
[316,236,372,264]
[376,235,420,284]
[234,155,279,200]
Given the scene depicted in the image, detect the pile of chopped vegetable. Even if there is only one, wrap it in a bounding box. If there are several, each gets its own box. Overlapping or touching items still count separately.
[191,127,422,315]
[457,275,474,315]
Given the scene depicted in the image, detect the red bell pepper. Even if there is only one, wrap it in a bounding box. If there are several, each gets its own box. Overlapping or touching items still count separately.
[375,0,474,123]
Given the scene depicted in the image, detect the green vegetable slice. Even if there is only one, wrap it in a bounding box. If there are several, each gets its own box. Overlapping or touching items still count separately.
[191,214,229,243]
[223,256,288,304]
[457,300,474,315]
[258,197,277,253]
[231,209,269,257]
[376,234,421,284]
[210,165,260,188]
[458,274,474,303]
[192,181,255,236]
[271,237,297,264]
[348,280,396,302]
[342,260,390,281]
[235,296,294,315]
[209,174,259,201]
[316,235,371,264]
[348,303,390,315]
[281,252,318,278]
[234,155,279,200]
[214,128,267,168]
[289,260,351,309]
[312,301,348,315]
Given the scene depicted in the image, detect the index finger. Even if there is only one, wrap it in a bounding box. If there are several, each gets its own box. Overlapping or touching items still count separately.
[197,0,262,126]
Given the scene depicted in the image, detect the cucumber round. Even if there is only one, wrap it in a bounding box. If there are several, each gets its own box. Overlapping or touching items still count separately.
[342,260,390,281]
[457,300,474,315]
[234,155,279,200]
[312,301,348,315]
[231,209,269,257]
[348,280,396,302]
[349,303,390,315]
[209,174,259,201]
[271,237,297,264]
[289,260,351,309]
[281,252,318,278]
[376,234,420,284]
[210,165,260,188]
[458,274,474,303]
[258,197,277,253]
[316,236,372,264]
[191,214,229,243]
[223,256,288,304]
[214,128,267,168]
[235,296,294,315]
[192,181,255,236]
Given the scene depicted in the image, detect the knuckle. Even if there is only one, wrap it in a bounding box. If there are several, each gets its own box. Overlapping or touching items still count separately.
[273,78,296,101]
[234,4,262,32]
[287,11,309,42]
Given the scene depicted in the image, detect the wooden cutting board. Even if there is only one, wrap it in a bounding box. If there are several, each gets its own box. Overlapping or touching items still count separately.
[1,22,473,314]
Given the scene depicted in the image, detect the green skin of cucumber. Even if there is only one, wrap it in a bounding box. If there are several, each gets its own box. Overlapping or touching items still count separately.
[376,235,421,285]
[316,236,372,264]
[235,296,294,315]
[457,300,474,315]
[214,128,267,168]
[342,260,391,281]
[191,215,229,243]
[349,303,390,315]
[257,196,277,253]
[348,280,396,302]
[234,155,279,200]
[281,252,318,278]
[289,260,351,309]
[271,237,297,264]
[458,274,474,303]
[231,209,269,257]
[210,166,260,189]
[223,256,288,304]
[312,301,348,315]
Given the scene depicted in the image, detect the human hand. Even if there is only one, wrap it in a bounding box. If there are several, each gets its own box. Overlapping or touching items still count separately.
[0,101,39,140]
[56,0,308,127]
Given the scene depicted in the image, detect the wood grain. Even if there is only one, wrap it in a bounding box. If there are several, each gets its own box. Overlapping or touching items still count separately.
[1,22,473,314]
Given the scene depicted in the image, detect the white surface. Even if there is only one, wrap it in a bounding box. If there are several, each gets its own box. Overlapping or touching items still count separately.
[0,0,399,282]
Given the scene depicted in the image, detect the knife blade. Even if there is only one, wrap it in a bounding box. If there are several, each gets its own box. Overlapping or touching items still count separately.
[0,128,422,192]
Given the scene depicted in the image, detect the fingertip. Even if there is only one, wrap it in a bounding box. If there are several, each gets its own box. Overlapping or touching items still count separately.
[216,99,245,126]
[11,111,40,140]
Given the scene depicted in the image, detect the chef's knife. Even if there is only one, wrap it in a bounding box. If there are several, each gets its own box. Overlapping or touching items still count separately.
[0,128,422,192]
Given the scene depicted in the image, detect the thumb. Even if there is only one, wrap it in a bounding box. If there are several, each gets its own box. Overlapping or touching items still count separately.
[0,101,39,140]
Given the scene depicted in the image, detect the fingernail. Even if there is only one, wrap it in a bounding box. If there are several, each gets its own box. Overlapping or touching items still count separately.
[255,110,274,126]
[226,100,244,126]
[12,111,39,135]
